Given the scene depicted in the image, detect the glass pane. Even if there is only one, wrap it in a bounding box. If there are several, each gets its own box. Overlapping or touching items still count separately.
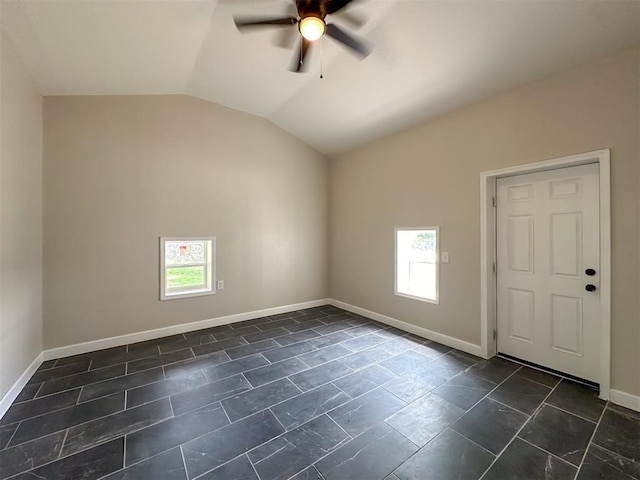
[165,241,206,266]
[166,266,205,289]
[397,229,437,300]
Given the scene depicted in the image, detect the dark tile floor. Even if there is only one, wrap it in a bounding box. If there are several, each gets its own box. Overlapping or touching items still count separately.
[1,305,639,480]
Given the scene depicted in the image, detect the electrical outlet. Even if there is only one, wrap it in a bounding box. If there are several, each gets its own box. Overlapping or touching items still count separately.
[217,280,224,290]
[441,252,450,263]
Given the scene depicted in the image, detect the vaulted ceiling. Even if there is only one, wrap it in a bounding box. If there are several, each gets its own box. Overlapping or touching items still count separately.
[2,0,639,156]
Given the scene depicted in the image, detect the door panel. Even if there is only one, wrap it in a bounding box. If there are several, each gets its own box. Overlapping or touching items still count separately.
[496,163,600,382]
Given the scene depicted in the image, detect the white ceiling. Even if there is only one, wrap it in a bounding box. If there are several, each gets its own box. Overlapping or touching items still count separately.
[2,0,639,156]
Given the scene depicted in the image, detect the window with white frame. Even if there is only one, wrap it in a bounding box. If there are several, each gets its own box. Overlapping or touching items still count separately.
[160,237,215,300]
[395,227,439,303]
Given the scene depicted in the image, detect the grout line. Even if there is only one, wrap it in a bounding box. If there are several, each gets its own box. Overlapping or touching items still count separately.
[574,400,608,478]
[5,420,21,448]
[585,442,638,464]
[478,374,561,479]
[179,445,189,478]
[517,436,577,468]
[540,402,599,424]
[58,428,70,459]
[123,434,127,468]
[449,427,497,457]
[485,397,533,418]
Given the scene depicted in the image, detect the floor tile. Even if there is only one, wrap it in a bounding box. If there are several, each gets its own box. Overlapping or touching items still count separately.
[225,339,281,360]
[221,378,300,422]
[89,348,162,370]
[483,437,576,480]
[242,327,290,344]
[196,454,258,480]
[61,397,173,456]
[274,330,322,347]
[251,415,349,480]
[593,408,640,462]
[257,318,298,331]
[380,350,434,376]
[432,371,496,410]
[332,365,396,398]
[262,341,317,363]
[201,354,269,383]
[383,367,447,403]
[10,392,125,446]
[37,364,126,396]
[426,354,470,379]
[79,367,164,403]
[212,325,261,341]
[379,337,422,355]
[393,429,494,480]
[30,437,124,480]
[488,374,551,415]
[36,359,58,371]
[546,380,606,422]
[451,398,528,455]
[307,331,353,349]
[125,402,229,466]
[0,431,66,479]
[190,336,248,357]
[515,366,562,388]
[467,357,520,384]
[127,349,194,374]
[312,321,354,336]
[27,360,91,385]
[328,387,406,437]
[269,311,304,321]
[162,350,230,378]
[316,422,418,480]
[606,403,640,421]
[386,394,465,446]
[126,370,208,408]
[182,324,232,338]
[289,465,324,480]
[298,345,352,367]
[0,424,18,449]
[577,444,640,480]
[170,374,251,416]
[54,346,126,368]
[412,341,452,359]
[284,319,326,333]
[243,357,308,387]
[338,348,393,371]
[519,404,596,466]
[101,447,187,480]
[270,383,351,430]
[289,360,352,392]
[1,388,81,425]
[157,334,216,354]
[13,384,41,404]
[341,333,387,352]
[181,410,284,479]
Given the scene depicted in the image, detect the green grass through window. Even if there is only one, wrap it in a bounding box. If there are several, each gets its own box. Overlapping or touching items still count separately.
[167,266,205,288]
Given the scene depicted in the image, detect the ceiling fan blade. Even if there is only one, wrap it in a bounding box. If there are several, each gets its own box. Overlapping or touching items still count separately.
[290,38,311,72]
[337,10,366,29]
[326,23,370,57]
[234,17,297,30]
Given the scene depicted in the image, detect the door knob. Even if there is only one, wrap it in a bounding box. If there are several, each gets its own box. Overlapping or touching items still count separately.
[585,284,597,292]
[585,268,596,276]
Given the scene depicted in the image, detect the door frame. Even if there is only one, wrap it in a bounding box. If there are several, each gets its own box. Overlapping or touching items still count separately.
[480,149,611,400]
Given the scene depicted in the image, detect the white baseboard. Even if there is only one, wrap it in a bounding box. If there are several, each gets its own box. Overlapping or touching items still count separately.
[328,298,485,358]
[0,352,43,419]
[43,299,329,361]
[610,389,640,413]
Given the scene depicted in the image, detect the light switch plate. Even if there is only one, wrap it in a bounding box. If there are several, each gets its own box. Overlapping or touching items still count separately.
[441,252,450,263]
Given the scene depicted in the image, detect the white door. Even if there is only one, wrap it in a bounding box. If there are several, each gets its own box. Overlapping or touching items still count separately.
[496,163,600,382]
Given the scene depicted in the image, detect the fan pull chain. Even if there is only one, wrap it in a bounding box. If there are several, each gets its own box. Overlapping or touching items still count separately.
[320,35,324,79]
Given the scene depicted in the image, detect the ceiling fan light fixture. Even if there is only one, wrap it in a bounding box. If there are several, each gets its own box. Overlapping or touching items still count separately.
[299,16,325,41]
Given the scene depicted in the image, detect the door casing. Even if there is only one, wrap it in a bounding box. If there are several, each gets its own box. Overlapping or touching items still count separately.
[480,149,611,400]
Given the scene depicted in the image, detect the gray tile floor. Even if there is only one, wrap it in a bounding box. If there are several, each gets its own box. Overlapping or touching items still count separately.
[1,305,639,480]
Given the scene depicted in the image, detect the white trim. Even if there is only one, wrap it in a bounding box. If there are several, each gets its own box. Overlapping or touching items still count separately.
[160,237,216,301]
[610,389,640,413]
[42,299,328,361]
[480,149,611,400]
[328,298,484,357]
[0,352,43,419]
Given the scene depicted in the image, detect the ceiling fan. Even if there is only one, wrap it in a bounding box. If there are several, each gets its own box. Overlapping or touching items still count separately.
[234,0,370,73]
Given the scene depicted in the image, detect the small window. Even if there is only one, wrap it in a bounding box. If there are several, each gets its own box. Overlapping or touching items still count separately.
[395,227,439,304]
[160,237,215,300]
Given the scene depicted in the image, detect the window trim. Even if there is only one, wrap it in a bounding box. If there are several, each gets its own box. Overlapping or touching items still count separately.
[394,226,440,305]
[160,236,216,301]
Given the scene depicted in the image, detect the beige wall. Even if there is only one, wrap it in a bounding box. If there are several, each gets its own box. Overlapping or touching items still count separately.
[330,46,640,397]
[0,40,43,398]
[44,95,329,349]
